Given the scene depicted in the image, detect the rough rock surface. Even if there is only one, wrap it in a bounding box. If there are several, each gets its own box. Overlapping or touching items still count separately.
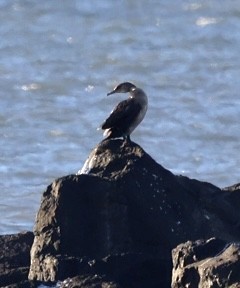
[27,139,240,287]
[1,140,240,287]
[57,253,166,288]
[0,231,34,287]
[172,238,240,287]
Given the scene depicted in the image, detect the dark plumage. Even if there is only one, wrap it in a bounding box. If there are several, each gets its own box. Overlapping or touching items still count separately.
[101,82,148,141]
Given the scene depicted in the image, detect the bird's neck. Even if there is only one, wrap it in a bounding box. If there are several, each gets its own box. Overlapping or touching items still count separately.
[130,88,147,102]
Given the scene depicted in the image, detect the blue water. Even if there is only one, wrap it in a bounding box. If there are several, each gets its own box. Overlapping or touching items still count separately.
[1,0,240,234]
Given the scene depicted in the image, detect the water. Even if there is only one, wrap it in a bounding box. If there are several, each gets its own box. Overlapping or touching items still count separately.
[0,0,240,235]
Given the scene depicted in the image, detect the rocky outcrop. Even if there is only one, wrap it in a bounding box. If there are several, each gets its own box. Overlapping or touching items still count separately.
[1,139,240,287]
[0,231,34,287]
[172,238,240,287]
[26,139,240,287]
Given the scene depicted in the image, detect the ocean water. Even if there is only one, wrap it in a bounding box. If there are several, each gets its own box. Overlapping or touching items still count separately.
[0,0,240,234]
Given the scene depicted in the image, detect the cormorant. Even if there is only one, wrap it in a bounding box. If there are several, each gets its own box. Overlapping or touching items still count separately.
[101,82,148,141]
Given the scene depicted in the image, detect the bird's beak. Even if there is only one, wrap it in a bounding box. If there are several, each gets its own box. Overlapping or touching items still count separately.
[107,90,116,96]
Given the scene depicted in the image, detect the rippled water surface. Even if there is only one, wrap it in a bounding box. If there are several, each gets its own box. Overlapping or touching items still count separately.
[1,0,240,234]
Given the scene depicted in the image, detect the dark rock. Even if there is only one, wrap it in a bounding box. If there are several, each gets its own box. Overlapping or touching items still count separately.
[221,183,240,231]
[58,252,166,288]
[0,231,34,287]
[172,238,240,287]
[223,182,240,192]
[60,274,121,288]
[27,139,240,287]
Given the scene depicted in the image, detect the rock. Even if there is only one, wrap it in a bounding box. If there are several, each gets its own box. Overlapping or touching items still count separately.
[0,231,34,287]
[27,139,240,287]
[222,183,240,230]
[58,253,166,288]
[28,172,171,286]
[171,238,240,287]
[60,274,121,288]
[223,182,240,192]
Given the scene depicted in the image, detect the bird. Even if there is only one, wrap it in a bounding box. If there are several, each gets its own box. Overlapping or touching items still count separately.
[101,82,148,141]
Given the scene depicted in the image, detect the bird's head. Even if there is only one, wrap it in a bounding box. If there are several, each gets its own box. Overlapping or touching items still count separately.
[107,82,136,96]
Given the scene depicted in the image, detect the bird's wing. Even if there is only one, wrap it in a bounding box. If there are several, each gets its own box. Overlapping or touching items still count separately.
[101,98,141,130]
